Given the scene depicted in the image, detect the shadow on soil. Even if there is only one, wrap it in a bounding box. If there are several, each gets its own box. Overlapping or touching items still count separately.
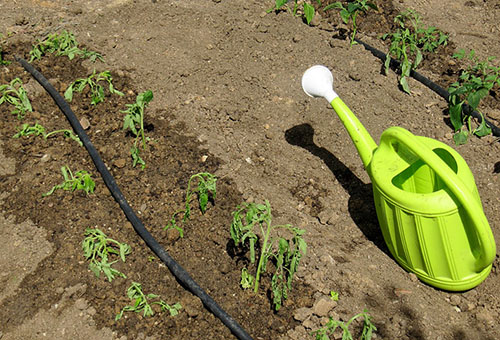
[284,123,388,254]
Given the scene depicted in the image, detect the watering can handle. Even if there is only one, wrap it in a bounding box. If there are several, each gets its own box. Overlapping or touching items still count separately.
[380,127,496,271]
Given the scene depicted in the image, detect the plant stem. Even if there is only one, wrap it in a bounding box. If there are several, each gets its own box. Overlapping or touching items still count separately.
[140,107,146,149]
[254,220,271,294]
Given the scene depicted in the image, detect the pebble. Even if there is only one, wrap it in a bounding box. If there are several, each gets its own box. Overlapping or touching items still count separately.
[180,295,203,318]
[302,315,318,329]
[310,13,322,27]
[312,296,337,317]
[113,159,126,168]
[74,298,87,310]
[394,288,412,297]
[293,307,312,322]
[80,117,91,130]
[449,295,461,306]
[166,228,180,243]
[287,325,307,340]
[40,153,52,163]
[408,273,418,282]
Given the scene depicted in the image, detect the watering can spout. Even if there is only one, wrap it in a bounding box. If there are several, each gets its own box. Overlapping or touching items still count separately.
[302,65,378,168]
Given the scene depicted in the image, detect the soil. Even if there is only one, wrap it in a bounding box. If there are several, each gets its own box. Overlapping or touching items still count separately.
[0,1,500,340]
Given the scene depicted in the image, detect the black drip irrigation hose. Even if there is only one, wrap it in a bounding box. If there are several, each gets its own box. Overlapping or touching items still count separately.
[16,56,253,340]
[353,37,500,138]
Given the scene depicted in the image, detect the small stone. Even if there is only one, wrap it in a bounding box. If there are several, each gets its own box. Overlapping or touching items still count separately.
[113,159,126,168]
[287,326,307,340]
[317,210,337,225]
[166,228,180,243]
[200,155,208,162]
[293,307,312,322]
[180,295,203,318]
[459,301,476,312]
[408,273,418,282]
[292,35,302,43]
[310,12,322,26]
[74,298,87,310]
[312,297,337,317]
[40,153,52,163]
[303,315,319,329]
[449,295,461,306]
[394,288,412,297]
[80,117,91,130]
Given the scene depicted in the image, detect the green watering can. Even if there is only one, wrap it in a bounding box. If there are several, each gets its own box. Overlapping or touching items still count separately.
[301,65,497,291]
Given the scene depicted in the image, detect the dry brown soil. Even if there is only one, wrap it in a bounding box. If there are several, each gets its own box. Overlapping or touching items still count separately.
[1,1,500,339]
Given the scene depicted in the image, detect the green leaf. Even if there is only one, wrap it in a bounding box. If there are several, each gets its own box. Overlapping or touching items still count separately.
[466,87,488,110]
[400,76,410,94]
[198,180,209,213]
[449,101,464,131]
[453,130,468,145]
[339,9,350,24]
[473,113,492,137]
[240,268,254,289]
[303,3,315,25]
[323,2,343,12]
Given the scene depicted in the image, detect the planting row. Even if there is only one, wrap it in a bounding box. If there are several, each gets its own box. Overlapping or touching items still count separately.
[266,0,500,145]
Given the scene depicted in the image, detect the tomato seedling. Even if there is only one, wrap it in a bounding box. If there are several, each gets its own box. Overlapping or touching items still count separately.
[164,172,217,238]
[65,69,124,105]
[324,0,378,47]
[381,9,448,93]
[122,90,153,169]
[13,122,82,146]
[312,309,377,340]
[12,122,46,138]
[0,78,33,119]
[115,281,182,320]
[29,30,103,62]
[230,200,306,311]
[43,165,95,196]
[447,49,498,144]
[82,227,131,282]
[269,0,320,25]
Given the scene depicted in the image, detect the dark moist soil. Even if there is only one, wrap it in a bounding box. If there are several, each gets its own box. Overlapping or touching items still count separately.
[0,44,313,339]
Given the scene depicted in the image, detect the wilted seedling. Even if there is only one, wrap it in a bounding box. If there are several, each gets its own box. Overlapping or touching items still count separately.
[43,165,95,196]
[44,128,83,146]
[12,122,46,138]
[65,69,124,105]
[82,227,131,282]
[29,30,103,62]
[230,200,306,311]
[115,281,182,320]
[13,122,82,146]
[164,172,217,238]
[122,90,153,169]
[0,78,33,119]
[312,309,377,340]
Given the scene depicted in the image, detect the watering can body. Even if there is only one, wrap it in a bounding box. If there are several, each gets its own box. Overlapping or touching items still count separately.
[368,127,496,291]
[302,65,496,290]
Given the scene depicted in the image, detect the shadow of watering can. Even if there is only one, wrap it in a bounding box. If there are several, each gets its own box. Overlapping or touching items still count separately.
[301,65,496,291]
